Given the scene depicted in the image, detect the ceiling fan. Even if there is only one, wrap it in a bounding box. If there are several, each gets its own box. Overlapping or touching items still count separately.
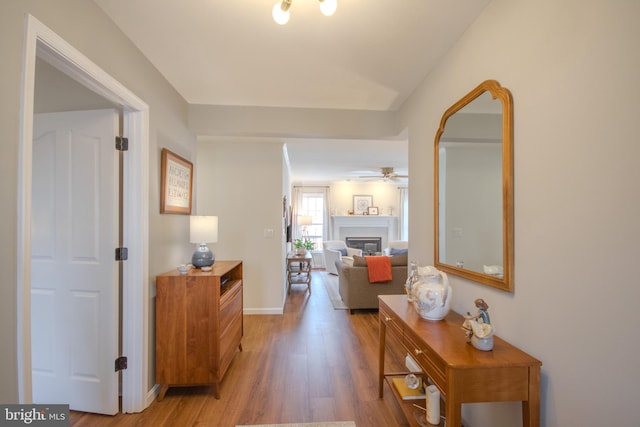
[359,167,408,180]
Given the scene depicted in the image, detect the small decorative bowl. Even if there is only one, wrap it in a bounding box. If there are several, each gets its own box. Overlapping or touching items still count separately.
[177,264,189,275]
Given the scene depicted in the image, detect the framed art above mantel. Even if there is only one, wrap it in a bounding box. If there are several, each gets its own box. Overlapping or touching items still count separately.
[160,148,193,214]
[353,194,373,215]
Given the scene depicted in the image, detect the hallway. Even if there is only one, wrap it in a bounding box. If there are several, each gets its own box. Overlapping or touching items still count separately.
[70,272,409,427]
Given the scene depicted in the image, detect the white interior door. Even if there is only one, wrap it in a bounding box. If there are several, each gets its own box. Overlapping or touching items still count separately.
[31,109,119,415]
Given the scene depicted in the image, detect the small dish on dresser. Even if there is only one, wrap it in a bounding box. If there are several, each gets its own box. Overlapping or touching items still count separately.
[201,266,212,272]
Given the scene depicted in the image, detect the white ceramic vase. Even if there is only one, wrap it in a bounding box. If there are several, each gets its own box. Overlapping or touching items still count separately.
[410,268,451,321]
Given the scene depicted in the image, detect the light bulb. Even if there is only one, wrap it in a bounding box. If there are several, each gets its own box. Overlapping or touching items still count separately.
[272,2,290,25]
[319,0,337,16]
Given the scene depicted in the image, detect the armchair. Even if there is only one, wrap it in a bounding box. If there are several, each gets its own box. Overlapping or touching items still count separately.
[323,240,362,275]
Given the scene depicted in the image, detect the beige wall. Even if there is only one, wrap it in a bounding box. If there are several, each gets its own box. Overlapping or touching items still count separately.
[0,0,197,400]
[329,181,402,217]
[189,104,399,140]
[196,138,286,313]
[399,0,640,425]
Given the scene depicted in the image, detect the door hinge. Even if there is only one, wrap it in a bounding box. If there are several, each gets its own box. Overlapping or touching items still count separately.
[115,247,128,261]
[115,356,128,372]
[115,136,128,151]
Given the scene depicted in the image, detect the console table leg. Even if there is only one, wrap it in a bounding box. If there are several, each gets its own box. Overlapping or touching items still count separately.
[446,396,462,427]
[378,317,387,398]
[522,366,541,427]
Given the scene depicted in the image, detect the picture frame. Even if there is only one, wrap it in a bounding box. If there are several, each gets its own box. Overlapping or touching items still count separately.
[353,194,373,215]
[160,148,193,214]
[368,206,379,215]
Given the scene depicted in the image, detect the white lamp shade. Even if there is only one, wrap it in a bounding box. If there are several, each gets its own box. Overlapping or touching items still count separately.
[190,216,218,243]
[298,215,313,226]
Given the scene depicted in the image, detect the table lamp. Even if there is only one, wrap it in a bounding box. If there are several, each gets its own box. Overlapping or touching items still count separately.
[298,215,312,241]
[190,216,218,268]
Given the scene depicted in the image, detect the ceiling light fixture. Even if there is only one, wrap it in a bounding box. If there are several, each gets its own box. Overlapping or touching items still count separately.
[272,0,337,25]
[319,0,337,16]
[272,0,291,25]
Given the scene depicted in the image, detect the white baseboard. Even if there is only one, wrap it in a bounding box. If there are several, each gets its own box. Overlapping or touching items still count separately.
[146,384,159,408]
[243,307,284,315]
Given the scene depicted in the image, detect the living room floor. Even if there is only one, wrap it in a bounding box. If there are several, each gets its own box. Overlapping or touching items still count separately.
[70,271,410,427]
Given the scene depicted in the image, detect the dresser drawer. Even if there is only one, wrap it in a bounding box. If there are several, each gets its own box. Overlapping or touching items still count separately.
[219,313,242,378]
[220,283,242,332]
[404,327,447,394]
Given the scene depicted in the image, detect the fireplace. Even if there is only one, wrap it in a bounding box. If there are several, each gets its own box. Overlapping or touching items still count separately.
[331,216,398,250]
[345,237,382,255]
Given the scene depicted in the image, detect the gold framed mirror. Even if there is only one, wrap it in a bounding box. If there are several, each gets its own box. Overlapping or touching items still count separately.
[434,80,513,292]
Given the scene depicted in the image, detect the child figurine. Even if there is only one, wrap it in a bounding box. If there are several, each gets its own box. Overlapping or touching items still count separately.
[472,298,491,324]
[462,298,494,351]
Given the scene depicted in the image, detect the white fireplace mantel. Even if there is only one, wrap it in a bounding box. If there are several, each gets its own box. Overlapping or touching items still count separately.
[331,215,398,245]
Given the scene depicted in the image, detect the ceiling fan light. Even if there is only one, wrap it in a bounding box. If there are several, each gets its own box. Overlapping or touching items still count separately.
[273,1,291,25]
[319,0,337,16]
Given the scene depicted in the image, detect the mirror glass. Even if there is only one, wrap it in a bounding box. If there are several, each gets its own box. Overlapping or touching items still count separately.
[434,80,513,292]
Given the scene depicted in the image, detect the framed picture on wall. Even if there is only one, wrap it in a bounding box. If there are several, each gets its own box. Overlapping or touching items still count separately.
[353,194,373,215]
[160,148,193,214]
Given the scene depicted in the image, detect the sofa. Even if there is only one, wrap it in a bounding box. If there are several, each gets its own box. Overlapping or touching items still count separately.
[323,240,363,275]
[383,240,408,256]
[336,253,408,313]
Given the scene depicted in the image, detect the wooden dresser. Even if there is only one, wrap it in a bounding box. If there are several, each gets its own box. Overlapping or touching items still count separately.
[378,295,541,427]
[156,261,243,400]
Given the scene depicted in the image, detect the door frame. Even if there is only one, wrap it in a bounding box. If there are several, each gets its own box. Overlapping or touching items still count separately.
[18,15,150,413]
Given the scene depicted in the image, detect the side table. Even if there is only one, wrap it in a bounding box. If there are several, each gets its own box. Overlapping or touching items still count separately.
[286,252,312,294]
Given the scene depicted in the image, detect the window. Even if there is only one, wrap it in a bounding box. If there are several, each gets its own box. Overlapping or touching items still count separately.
[299,192,324,250]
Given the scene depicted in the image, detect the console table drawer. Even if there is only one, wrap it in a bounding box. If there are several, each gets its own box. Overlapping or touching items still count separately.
[404,327,447,392]
[379,304,403,340]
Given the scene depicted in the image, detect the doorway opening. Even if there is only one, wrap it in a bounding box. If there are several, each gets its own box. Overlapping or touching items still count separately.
[18,15,150,413]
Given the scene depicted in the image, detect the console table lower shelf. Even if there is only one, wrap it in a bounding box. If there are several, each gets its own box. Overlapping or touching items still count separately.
[384,374,446,427]
[378,295,541,427]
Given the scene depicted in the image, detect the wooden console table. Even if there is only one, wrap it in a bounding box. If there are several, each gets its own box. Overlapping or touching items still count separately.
[378,295,541,427]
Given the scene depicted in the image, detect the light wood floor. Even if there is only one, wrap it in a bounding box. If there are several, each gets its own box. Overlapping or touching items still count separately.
[70,271,409,427]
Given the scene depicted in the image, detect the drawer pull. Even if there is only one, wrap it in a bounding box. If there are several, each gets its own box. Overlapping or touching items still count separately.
[414,349,423,355]
[385,316,393,322]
